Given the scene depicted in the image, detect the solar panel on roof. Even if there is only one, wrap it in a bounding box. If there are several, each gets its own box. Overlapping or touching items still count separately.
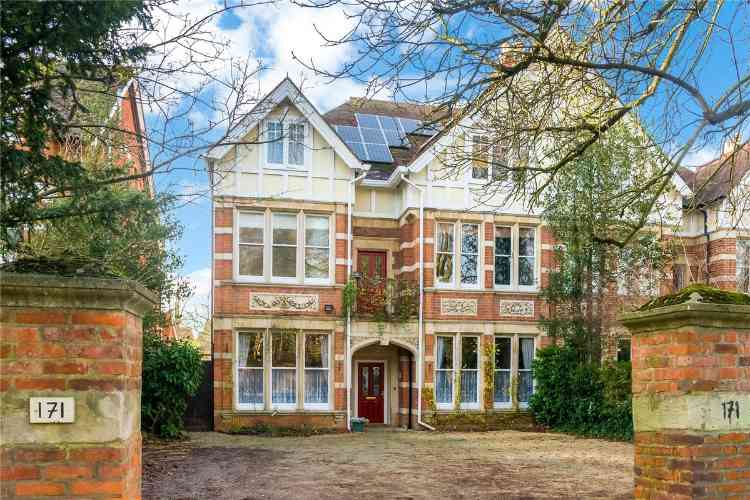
[398,118,420,134]
[355,113,380,128]
[363,143,393,163]
[335,125,363,143]
[382,128,407,147]
[348,142,367,161]
[378,116,400,130]
[359,126,386,144]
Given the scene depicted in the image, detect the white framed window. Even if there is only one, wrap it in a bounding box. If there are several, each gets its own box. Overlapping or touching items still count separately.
[435,335,481,410]
[494,226,512,288]
[460,224,479,287]
[518,337,535,407]
[235,209,332,285]
[288,123,305,166]
[737,240,750,293]
[493,224,538,291]
[238,212,265,279]
[263,119,309,170]
[459,336,480,409]
[471,134,490,180]
[236,331,264,410]
[518,227,536,289]
[435,221,481,289]
[303,333,329,409]
[435,335,454,409]
[493,337,512,408]
[271,213,298,280]
[304,215,330,282]
[271,330,297,409]
[267,121,284,164]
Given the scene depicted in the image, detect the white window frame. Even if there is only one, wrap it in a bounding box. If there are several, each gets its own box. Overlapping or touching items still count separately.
[270,330,298,411]
[435,221,482,290]
[466,135,514,184]
[493,223,539,292]
[235,331,265,411]
[737,239,750,293]
[434,334,482,411]
[469,134,490,182]
[493,225,513,291]
[303,333,331,411]
[303,214,332,285]
[492,336,513,409]
[518,336,536,409]
[237,211,265,281]
[435,335,455,410]
[271,212,299,283]
[261,118,311,171]
[458,335,480,410]
[233,209,333,285]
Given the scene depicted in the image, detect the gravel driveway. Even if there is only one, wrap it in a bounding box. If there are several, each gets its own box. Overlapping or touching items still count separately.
[143,430,633,499]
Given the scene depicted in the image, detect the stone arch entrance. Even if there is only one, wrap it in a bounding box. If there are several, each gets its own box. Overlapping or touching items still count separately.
[350,339,417,427]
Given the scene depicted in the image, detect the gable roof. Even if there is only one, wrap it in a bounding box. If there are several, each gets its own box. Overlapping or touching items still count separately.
[323,98,441,180]
[205,78,364,171]
[677,140,750,206]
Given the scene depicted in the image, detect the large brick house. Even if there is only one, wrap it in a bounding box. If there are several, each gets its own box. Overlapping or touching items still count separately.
[205,78,750,431]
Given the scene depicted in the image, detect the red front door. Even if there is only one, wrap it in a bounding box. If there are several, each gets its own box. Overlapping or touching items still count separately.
[358,362,385,423]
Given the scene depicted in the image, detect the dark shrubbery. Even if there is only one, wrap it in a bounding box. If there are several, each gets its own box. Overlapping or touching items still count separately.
[530,345,633,441]
[142,332,203,438]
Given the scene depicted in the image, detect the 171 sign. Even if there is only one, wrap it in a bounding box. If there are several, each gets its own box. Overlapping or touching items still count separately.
[29,397,75,423]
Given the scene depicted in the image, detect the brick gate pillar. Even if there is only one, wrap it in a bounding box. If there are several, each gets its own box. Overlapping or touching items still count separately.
[1,273,156,499]
[621,297,750,499]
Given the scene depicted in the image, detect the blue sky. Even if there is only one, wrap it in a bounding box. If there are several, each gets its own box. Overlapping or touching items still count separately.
[147,1,749,317]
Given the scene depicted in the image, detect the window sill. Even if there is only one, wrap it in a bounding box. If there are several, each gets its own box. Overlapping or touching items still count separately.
[263,163,309,172]
[493,403,513,410]
[459,403,481,411]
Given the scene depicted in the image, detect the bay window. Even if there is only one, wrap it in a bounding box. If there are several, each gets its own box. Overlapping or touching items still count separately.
[236,210,331,284]
[435,221,480,288]
[738,240,749,293]
[271,331,297,408]
[493,224,538,290]
[236,330,332,411]
[237,331,264,409]
[493,337,511,407]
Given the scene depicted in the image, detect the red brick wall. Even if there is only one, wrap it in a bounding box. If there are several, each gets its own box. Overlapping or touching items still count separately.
[625,303,750,499]
[1,275,153,499]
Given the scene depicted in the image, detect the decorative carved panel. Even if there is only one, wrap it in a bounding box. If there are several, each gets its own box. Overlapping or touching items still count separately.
[440,298,478,316]
[498,300,534,317]
[249,293,319,312]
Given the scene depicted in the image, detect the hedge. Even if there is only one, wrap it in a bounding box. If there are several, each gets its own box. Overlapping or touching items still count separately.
[529,345,633,441]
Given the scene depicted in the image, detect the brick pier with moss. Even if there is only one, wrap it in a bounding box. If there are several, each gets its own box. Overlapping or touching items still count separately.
[621,285,750,499]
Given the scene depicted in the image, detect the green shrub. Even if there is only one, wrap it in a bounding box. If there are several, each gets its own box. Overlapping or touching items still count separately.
[530,345,633,441]
[142,331,203,439]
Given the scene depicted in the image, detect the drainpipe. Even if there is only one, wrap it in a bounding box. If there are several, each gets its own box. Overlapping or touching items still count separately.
[407,350,413,429]
[347,171,367,431]
[400,174,435,431]
[701,208,710,284]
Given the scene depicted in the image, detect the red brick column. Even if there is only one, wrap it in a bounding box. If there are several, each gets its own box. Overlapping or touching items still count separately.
[621,299,750,499]
[1,273,155,499]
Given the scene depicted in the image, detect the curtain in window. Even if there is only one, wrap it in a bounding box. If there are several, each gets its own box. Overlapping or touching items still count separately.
[460,371,477,403]
[237,332,263,405]
[272,331,296,405]
[494,337,511,404]
[460,337,478,404]
[267,122,283,164]
[272,369,296,404]
[288,123,304,165]
[518,338,535,402]
[304,335,328,405]
[435,336,453,404]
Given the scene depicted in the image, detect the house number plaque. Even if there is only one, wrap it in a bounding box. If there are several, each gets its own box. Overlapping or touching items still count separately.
[29,397,75,424]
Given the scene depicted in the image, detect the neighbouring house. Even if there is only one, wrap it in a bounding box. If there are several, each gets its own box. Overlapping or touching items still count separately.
[204,77,750,431]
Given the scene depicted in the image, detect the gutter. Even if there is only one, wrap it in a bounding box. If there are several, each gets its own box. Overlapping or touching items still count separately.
[347,170,368,431]
[399,174,435,431]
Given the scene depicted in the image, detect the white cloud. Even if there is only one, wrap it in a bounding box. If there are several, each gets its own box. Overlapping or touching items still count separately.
[683,144,720,167]
[181,266,211,335]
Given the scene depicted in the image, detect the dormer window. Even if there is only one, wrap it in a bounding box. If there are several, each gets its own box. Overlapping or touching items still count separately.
[264,120,309,169]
